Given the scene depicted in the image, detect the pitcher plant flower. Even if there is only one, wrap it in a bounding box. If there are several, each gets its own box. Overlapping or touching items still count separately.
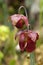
[10,14,29,29]
[15,30,39,52]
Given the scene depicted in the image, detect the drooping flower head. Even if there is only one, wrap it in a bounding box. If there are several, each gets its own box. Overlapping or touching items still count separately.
[15,30,39,52]
[10,14,29,29]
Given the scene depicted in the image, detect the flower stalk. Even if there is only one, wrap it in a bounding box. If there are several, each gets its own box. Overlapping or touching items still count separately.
[18,6,36,65]
[30,51,36,65]
[2,0,9,23]
[18,6,28,19]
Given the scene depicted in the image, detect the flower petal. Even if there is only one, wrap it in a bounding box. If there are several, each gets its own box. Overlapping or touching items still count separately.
[10,14,29,28]
[10,14,22,26]
[19,41,25,51]
[15,19,24,28]
[19,33,26,51]
[22,16,29,27]
[28,30,39,42]
[25,39,36,52]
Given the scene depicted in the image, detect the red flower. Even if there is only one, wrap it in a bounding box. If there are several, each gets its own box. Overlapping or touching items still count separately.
[10,14,29,28]
[15,30,39,52]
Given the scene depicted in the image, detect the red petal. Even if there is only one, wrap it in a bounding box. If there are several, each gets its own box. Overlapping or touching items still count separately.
[16,19,24,28]
[36,33,39,40]
[10,14,23,26]
[10,14,29,28]
[22,16,29,27]
[19,33,26,51]
[25,39,36,52]
[28,30,39,42]
[19,41,25,51]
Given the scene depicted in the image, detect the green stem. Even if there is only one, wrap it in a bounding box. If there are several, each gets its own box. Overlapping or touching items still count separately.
[39,12,43,27]
[2,0,12,30]
[18,6,28,18]
[30,51,36,65]
[39,0,43,28]
[0,59,2,65]
[2,0,9,24]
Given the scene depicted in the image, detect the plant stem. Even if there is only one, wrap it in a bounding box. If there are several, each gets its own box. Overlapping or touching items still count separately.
[30,51,36,65]
[18,6,28,18]
[2,0,13,30]
[2,0,9,24]
[40,0,43,27]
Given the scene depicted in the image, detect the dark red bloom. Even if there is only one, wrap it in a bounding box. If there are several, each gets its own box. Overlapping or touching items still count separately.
[10,14,29,29]
[15,30,39,52]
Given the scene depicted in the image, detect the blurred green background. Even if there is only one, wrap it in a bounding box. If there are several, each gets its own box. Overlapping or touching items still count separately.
[0,0,43,65]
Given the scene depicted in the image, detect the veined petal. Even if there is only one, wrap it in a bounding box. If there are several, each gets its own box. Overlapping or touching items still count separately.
[28,31,39,42]
[25,39,36,52]
[10,14,23,23]
[10,14,29,28]
[19,33,26,51]
[22,16,29,27]
[19,41,26,51]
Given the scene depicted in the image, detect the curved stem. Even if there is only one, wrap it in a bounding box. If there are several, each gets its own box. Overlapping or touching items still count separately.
[18,6,28,18]
[18,6,29,30]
